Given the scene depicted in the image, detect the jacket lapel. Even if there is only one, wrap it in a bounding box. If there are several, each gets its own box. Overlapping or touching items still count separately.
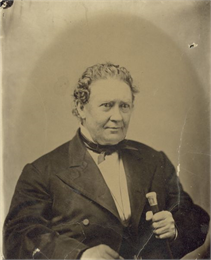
[122,148,156,231]
[56,132,120,220]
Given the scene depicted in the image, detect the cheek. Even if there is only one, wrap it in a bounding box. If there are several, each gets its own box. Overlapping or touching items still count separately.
[122,113,131,124]
[87,113,107,129]
[93,112,110,126]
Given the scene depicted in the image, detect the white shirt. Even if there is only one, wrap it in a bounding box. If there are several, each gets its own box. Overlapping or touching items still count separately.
[80,125,131,224]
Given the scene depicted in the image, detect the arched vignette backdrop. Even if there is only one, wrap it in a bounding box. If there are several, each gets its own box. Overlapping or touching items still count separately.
[2,0,210,238]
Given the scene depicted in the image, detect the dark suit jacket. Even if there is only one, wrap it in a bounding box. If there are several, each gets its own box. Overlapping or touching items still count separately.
[4,130,210,259]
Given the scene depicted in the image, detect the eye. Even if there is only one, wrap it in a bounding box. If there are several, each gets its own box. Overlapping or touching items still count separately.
[100,102,113,111]
[102,103,112,108]
[120,103,131,112]
[121,103,130,108]
[100,102,114,110]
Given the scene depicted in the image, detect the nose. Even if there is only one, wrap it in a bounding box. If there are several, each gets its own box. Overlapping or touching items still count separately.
[110,105,123,122]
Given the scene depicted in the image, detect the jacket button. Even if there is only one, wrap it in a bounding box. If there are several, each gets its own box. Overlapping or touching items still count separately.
[82,219,90,226]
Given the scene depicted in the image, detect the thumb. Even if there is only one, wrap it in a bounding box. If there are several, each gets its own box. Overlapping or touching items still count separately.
[146,211,153,221]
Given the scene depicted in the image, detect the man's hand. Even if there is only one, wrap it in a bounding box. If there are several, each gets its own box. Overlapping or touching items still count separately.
[146,210,177,240]
[80,244,124,259]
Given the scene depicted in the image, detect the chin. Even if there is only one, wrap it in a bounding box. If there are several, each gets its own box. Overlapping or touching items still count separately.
[104,136,124,145]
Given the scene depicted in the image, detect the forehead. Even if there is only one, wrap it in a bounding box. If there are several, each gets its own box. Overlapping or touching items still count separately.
[89,78,133,102]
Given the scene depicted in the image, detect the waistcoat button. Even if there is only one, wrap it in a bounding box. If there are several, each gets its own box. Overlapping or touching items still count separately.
[82,219,90,226]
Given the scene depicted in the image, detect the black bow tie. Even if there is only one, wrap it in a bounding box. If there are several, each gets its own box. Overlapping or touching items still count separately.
[79,130,138,164]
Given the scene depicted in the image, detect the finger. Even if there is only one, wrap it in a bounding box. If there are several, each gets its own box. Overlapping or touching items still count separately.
[152,219,167,229]
[152,217,174,228]
[154,224,176,240]
[152,211,172,222]
[106,252,120,259]
[102,253,118,259]
[155,231,175,239]
[104,246,120,259]
[146,211,153,221]
[153,225,172,235]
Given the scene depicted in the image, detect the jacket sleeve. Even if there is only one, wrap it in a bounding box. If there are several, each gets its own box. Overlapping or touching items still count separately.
[159,152,210,259]
[3,163,89,259]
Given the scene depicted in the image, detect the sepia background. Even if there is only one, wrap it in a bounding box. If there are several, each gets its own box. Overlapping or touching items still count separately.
[2,0,210,257]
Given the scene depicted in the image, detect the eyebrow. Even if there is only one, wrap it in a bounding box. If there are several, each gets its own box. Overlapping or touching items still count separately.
[98,99,132,103]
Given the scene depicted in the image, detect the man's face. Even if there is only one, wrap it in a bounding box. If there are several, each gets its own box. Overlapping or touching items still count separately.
[78,78,134,145]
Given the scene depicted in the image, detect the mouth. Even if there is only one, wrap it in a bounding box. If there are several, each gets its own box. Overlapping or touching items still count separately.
[106,127,122,129]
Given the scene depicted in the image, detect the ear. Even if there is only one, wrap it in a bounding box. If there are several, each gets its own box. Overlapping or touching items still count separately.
[76,102,86,120]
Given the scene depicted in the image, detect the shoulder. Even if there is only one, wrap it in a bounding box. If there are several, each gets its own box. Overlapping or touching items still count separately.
[125,139,162,158]
[28,140,71,174]
[124,139,173,168]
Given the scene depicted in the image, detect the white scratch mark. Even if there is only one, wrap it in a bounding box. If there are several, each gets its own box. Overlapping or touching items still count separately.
[177,100,195,169]
[177,102,194,205]
[182,152,211,157]
[177,112,188,172]
[177,98,209,177]
[153,87,160,96]
[32,248,40,258]
[176,163,180,177]
[180,166,198,176]
[81,3,89,28]
[33,86,48,151]
[136,233,154,258]
[32,248,49,259]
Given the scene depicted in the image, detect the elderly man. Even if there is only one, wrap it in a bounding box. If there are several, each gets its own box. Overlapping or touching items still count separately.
[4,63,209,259]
